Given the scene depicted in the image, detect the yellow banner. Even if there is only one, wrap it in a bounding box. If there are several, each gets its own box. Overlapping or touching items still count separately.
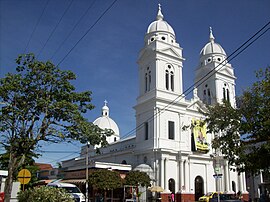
[192,119,209,153]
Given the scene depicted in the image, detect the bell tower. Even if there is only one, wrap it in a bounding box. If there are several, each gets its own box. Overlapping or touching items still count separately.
[134,5,185,149]
[195,28,236,107]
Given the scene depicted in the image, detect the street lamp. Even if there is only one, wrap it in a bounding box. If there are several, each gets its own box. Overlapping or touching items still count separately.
[86,142,90,202]
[212,153,224,202]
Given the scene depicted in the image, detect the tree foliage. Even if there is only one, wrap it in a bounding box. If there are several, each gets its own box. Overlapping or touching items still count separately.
[89,169,122,191]
[0,54,111,201]
[204,66,270,174]
[17,186,73,202]
[124,170,151,187]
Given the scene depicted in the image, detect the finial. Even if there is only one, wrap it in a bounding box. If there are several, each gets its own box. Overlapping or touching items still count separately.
[104,100,108,106]
[209,27,215,42]
[156,3,164,20]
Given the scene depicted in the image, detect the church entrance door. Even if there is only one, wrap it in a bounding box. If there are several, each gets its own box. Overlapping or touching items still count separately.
[195,176,204,201]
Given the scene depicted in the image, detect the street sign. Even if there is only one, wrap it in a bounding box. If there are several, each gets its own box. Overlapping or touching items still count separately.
[213,174,223,179]
[17,169,31,185]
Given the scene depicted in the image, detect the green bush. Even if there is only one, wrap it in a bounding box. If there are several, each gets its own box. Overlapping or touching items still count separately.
[18,186,74,202]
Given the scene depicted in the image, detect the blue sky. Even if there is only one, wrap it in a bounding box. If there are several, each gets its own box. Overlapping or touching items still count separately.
[0,0,269,166]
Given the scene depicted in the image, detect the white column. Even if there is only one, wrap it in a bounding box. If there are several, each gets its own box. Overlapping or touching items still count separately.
[238,172,243,192]
[224,161,229,192]
[164,158,167,190]
[205,164,209,193]
[161,158,164,188]
[241,172,247,192]
[184,159,190,192]
[180,160,184,192]
[177,159,180,192]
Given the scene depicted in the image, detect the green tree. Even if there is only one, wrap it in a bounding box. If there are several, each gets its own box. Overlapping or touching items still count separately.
[17,186,73,202]
[88,169,122,201]
[124,170,151,187]
[0,54,111,201]
[204,66,270,174]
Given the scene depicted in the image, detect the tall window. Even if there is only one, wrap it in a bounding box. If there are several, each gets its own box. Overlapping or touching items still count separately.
[165,70,169,90]
[165,65,174,91]
[223,83,230,102]
[144,122,148,140]
[145,67,151,92]
[148,71,151,91]
[207,89,211,104]
[170,71,174,91]
[226,89,230,102]
[145,73,148,92]
[168,121,175,140]
[203,84,211,105]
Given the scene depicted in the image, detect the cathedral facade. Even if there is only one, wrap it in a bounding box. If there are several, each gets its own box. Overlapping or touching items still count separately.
[62,5,248,202]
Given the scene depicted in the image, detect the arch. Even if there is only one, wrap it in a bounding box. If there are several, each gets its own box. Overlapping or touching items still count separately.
[121,160,127,164]
[168,178,175,194]
[194,176,204,201]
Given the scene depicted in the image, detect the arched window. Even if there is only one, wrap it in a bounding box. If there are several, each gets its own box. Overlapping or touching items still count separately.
[207,89,211,104]
[232,181,236,193]
[223,83,230,102]
[170,71,174,91]
[145,73,148,92]
[145,68,151,92]
[165,70,169,90]
[223,87,226,101]
[148,71,151,91]
[226,89,230,102]
[165,65,174,91]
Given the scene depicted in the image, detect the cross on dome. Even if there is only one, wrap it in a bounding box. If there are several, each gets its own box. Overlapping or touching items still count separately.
[209,27,215,43]
[102,100,109,117]
[156,3,164,20]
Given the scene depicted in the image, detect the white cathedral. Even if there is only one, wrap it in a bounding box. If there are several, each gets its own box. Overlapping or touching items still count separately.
[62,5,248,202]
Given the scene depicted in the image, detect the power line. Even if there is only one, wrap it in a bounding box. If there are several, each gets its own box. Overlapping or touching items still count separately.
[23,0,50,54]
[37,0,75,59]
[50,0,97,60]
[42,152,80,165]
[57,0,118,66]
[120,20,270,140]
[40,150,80,154]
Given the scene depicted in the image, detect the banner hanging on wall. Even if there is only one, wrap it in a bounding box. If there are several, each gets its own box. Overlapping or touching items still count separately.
[192,119,209,153]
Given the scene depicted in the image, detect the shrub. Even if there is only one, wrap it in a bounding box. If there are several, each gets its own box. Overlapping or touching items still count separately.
[17,186,74,202]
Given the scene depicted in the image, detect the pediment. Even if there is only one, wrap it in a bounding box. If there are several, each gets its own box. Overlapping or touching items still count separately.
[158,47,181,58]
[217,66,235,78]
[138,49,155,62]
[186,99,207,112]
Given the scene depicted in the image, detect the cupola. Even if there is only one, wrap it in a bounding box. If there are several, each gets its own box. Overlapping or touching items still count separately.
[199,27,227,68]
[93,101,120,143]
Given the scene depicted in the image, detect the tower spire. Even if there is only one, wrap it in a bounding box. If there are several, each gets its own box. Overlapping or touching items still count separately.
[209,27,215,43]
[156,4,164,20]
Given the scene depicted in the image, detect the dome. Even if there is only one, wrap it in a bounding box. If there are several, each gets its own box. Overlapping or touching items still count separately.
[147,4,175,36]
[93,101,120,136]
[200,27,226,57]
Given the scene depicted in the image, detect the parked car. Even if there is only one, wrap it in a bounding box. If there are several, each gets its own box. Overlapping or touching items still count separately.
[47,182,85,202]
[199,192,220,202]
[209,194,241,202]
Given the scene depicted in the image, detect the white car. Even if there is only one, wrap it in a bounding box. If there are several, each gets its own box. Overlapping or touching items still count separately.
[47,182,85,202]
